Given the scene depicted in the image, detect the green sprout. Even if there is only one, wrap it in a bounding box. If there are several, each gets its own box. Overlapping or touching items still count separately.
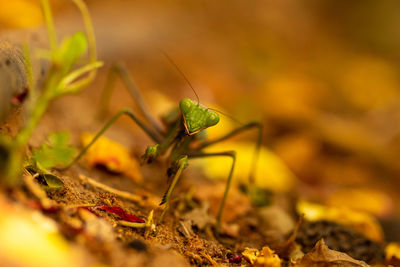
[0,0,103,184]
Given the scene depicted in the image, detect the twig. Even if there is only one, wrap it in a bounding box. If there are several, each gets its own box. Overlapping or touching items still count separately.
[79,174,157,207]
[199,251,219,267]
[118,220,146,228]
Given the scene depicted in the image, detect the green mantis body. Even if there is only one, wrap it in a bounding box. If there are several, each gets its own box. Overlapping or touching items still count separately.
[69,63,262,230]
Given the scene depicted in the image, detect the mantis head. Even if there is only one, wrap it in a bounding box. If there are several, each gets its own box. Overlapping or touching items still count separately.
[179,98,219,135]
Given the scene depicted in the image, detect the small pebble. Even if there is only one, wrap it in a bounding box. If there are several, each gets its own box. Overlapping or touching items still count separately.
[127,239,147,252]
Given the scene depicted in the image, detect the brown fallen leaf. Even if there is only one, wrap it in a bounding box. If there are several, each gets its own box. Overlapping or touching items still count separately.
[177,220,194,238]
[258,205,295,241]
[296,239,370,267]
[182,202,214,230]
[272,215,303,259]
[193,182,251,222]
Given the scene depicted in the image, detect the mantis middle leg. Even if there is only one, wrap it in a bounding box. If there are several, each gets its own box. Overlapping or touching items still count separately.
[188,151,236,231]
[196,122,262,183]
[157,151,236,232]
[63,108,163,169]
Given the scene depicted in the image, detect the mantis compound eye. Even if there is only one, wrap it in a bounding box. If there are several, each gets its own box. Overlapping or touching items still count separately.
[179,98,193,114]
[206,112,219,127]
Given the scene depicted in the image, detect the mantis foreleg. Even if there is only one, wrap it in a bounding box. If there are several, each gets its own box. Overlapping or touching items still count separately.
[158,155,188,224]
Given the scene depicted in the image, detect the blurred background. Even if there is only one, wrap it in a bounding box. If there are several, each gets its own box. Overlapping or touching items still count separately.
[1,0,400,240]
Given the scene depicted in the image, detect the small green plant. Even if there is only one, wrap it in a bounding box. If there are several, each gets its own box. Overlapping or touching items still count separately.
[32,131,76,170]
[0,0,102,184]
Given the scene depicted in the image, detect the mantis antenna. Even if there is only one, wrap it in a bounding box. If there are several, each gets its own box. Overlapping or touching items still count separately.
[160,50,243,125]
[160,50,200,105]
[160,50,243,124]
[208,107,243,125]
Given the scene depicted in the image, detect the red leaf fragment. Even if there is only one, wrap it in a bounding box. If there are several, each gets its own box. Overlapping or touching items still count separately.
[96,206,145,223]
[229,255,242,264]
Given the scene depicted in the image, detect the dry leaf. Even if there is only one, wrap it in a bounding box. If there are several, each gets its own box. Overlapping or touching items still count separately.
[258,205,295,237]
[242,246,282,267]
[242,248,261,265]
[297,200,384,242]
[80,132,142,182]
[385,242,400,266]
[182,202,213,230]
[193,182,251,222]
[272,215,303,259]
[296,239,369,267]
[77,208,116,244]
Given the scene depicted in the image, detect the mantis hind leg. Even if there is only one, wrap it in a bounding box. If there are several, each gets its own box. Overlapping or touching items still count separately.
[188,151,236,232]
[98,63,163,134]
[197,122,262,183]
[62,108,163,170]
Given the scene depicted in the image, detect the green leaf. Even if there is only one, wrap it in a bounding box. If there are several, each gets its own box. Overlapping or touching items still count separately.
[25,164,64,190]
[53,31,88,74]
[32,131,76,170]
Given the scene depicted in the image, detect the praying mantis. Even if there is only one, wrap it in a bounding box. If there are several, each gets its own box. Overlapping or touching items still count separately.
[66,57,262,230]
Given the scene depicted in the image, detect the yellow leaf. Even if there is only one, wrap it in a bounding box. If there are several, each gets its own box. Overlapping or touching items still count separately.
[192,141,296,192]
[80,132,142,183]
[386,242,400,258]
[327,188,393,217]
[242,248,260,265]
[242,246,282,267]
[257,246,282,267]
[386,242,400,266]
[297,200,384,242]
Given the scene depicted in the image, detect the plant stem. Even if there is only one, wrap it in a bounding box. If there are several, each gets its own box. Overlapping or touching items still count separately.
[40,0,57,52]
[4,70,59,184]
